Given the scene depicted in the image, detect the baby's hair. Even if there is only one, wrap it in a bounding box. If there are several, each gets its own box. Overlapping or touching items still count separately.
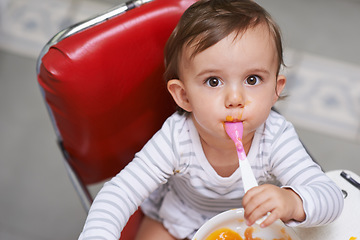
[164,0,285,113]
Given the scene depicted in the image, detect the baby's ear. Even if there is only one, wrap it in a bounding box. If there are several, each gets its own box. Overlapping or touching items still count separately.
[273,74,286,103]
[167,79,193,112]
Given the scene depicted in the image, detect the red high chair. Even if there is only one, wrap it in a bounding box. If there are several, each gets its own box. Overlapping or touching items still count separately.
[36,0,196,239]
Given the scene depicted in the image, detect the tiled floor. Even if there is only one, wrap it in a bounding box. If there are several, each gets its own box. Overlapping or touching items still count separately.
[0,0,359,240]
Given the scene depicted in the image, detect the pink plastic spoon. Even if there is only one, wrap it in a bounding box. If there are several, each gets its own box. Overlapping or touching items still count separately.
[225,121,270,225]
[224,121,258,192]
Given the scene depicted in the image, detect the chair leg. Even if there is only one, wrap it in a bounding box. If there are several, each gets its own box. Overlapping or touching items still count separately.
[58,140,93,212]
[63,158,93,212]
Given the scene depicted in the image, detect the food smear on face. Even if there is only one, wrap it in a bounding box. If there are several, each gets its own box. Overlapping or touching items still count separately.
[225,113,243,123]
[226,116,234,122]
[225,101,249,123]
[204,227,292,240]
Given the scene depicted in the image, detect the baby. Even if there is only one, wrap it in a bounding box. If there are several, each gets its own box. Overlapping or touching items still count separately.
[79,0,344,239]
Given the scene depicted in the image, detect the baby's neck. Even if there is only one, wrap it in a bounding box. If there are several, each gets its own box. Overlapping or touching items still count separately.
[200,137,239,177]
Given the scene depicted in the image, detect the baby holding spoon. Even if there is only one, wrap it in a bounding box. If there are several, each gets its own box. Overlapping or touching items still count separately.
[79,1,344,239]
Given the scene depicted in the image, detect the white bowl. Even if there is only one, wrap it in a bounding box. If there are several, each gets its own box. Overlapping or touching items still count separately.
[192,208,300,240]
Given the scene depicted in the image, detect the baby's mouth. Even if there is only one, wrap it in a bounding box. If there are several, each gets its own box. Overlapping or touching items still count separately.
[225,115,242,123]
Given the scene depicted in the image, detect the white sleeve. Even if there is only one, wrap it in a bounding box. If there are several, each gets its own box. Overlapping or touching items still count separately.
[78,118,178,240]
[269,121,344,227]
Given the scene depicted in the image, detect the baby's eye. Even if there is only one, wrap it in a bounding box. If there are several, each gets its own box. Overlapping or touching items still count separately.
[205,77,223,87]
[244,75,261,86]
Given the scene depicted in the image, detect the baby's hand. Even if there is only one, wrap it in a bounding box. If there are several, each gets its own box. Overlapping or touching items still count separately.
[242,184,305,227]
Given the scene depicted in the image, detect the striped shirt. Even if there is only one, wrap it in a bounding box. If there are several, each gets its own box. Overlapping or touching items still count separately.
[78,111,343,239]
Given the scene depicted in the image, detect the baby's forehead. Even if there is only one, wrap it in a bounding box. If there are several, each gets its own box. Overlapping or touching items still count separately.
[181,24,276,61]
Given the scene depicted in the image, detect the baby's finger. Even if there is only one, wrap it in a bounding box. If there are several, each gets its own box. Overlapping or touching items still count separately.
[258,210,280,228]
[242,185,263,203]
[242,187,267,214]
[245,201,272,226]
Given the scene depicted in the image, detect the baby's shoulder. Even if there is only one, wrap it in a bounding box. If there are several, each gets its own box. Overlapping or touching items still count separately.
[263,110,296,141]
[163,112,188,130]
[159,112,191,139]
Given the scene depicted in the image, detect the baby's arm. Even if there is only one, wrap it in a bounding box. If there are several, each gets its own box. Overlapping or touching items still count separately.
[242,184,305,227]
[268,123,343,227]
[244,116,344,228]
[78,120,178,240]
[78,157,171,240]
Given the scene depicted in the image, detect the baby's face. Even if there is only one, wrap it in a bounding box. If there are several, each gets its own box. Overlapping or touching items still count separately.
[178,24,285,144]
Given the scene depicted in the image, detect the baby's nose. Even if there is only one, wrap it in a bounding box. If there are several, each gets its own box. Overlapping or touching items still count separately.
[225,90,244,108]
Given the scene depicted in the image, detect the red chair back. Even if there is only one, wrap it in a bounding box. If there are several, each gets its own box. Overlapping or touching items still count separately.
[38,0,195,184]
[37,0,196,239]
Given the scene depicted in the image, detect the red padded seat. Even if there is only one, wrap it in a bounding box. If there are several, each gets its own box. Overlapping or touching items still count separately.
[37,0,196,239]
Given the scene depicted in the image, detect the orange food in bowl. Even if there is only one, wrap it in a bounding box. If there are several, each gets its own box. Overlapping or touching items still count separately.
[244,227,262,240]
[205,228,243,240]
[205,227,292,240]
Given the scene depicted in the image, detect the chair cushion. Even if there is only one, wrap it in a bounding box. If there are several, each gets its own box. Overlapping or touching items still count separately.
[38,0,196,184]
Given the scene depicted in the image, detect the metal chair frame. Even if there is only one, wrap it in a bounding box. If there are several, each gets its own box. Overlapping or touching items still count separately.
[36,0,154,213]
